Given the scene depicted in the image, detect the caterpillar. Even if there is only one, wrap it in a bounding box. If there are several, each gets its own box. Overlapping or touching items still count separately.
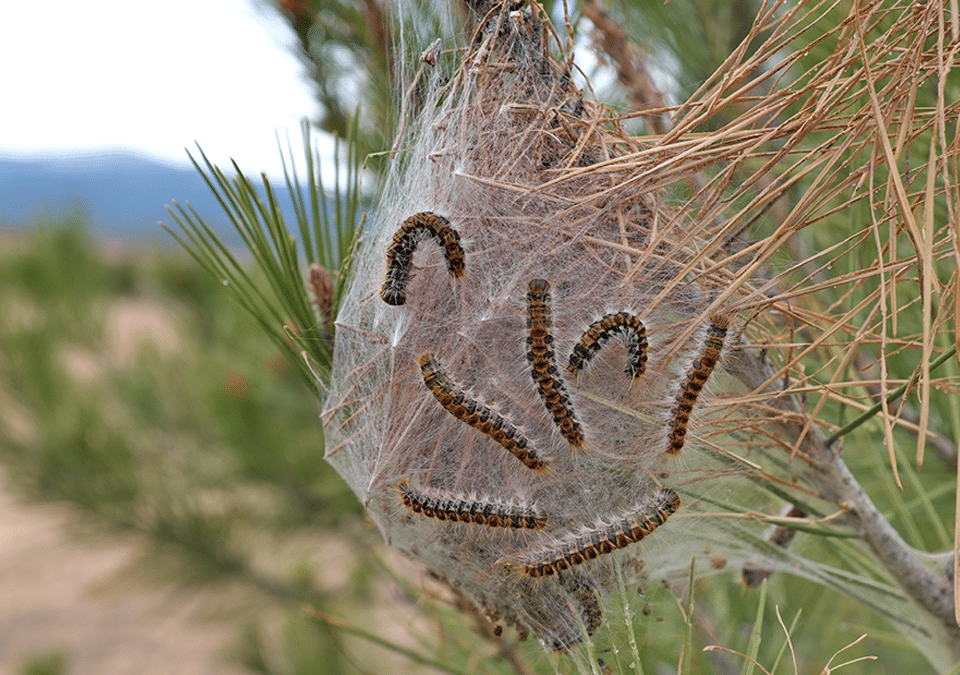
[567,311,648,379]
[520,488,681,578]
[526,279,584,448]
[666,313,730,455]
[418,352,548,472]
[398,479,548,529]
[380,212,465,306]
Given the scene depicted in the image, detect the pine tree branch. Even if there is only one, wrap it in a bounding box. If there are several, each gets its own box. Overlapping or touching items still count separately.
[732,347,960,648]
[580,0,672,135]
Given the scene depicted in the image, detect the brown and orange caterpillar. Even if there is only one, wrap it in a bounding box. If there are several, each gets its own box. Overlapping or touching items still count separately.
[418,352,548,472]
[567,311,648,379]
[520,488,681,578]
[398,479,548,529]
[666,313,730,455]
[380,212,465,306]
[526,279,584,448]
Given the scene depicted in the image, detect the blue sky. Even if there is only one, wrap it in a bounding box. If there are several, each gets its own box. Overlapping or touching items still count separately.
[0,0,322,176]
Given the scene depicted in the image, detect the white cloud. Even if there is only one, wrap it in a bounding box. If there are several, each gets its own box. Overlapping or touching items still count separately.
[0,0,323,177]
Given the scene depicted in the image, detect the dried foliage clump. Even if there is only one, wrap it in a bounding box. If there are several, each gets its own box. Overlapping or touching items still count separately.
[320,0,960,669]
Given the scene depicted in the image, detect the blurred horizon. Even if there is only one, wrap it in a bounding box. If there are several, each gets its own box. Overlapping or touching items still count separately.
[0,151,312,246]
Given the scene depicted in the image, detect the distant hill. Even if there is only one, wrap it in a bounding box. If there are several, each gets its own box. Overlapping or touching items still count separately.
[0,152,306,247]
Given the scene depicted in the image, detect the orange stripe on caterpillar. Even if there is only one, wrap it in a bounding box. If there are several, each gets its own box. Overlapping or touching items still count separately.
[380,212,465,306]
[666,313,730,455]
[567,311,648,379]
[520,488,680,578]
[526,279,584,448]
[398,479,547,529]
[418,352,548,472]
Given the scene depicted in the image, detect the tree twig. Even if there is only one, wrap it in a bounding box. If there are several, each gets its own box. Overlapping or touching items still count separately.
[732,347,960,650]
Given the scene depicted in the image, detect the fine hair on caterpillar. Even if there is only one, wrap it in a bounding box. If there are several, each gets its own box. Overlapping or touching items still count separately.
[666,314,731,455]
[567,311,649,379]
[380,212,466,306]
[526,278,585,448]
[417,351,548,472]
[518,488,681,578]
[398,478,547,529]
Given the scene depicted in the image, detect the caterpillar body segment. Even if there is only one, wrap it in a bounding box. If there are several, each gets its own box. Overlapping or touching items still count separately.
[398,479,547,529]
[417,352,548,472]
[666,313,731,455]
[520,488,680,578]
[525,279,584,448]
[567,311,648,379]
[380,212,465,306]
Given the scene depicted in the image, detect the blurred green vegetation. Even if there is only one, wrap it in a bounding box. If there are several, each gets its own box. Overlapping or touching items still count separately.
[0,216,379,674]
[18,650,68,675]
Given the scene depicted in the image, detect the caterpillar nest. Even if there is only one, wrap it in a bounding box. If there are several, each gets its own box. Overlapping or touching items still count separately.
[324,3,746,653]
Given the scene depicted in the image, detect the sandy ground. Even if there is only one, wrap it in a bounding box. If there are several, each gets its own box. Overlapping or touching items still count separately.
[0,475,246,675]
[0,294,247,675]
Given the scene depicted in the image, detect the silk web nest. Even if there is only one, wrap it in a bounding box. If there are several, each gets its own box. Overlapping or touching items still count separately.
[323,2,761,653]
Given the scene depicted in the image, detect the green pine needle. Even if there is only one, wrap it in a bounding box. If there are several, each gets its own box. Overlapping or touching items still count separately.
[161,117,364,394]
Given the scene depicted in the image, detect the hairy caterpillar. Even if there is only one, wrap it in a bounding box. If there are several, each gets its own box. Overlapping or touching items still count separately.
[398,479,548,529]
[526,279,584,447]
[567,311,648,379]
[520,488,681,578]
[666,314,731,455]
[380,212,466,306]
[418,352,548,471]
